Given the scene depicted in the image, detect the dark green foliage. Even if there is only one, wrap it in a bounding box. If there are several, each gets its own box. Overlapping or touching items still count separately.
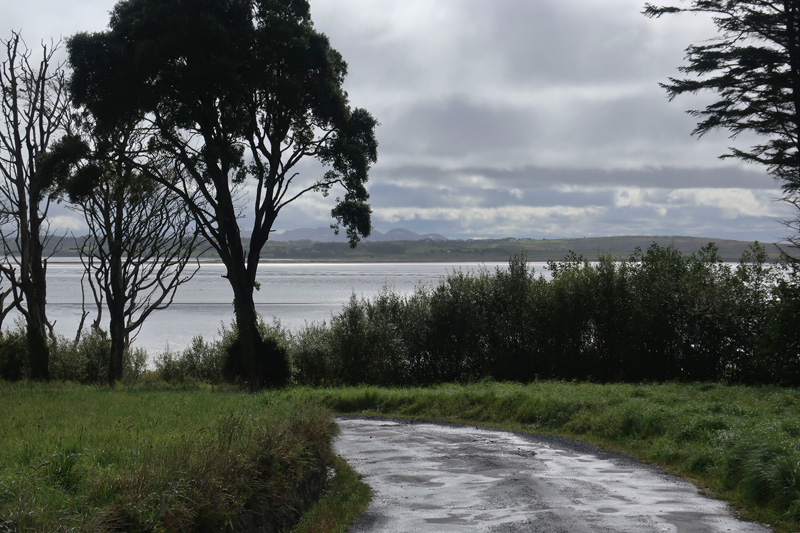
[0,325,146,384]
[155,336,226,384]
[48,330,111,384]
[0,327,28,381]
[290,243,800,386]
[759,263,800,384]
[68,0,378,387]
[224,333,290,389]
[155,320,290,386]
[644,2,800,248]
[48,329,147,384]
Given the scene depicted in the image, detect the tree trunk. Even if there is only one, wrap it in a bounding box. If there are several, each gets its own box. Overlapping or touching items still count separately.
[228,256,262,387]
[223,233,289,389]
[23,216,49,381]
[25,311,49,381]
[108,309,125,385]
[107,203,125,385]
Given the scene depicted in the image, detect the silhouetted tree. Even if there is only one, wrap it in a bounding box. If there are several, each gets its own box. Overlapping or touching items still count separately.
[0,32,69,380]
[46,117,202,385]
[645,1,800,249]
[67,0,377,388]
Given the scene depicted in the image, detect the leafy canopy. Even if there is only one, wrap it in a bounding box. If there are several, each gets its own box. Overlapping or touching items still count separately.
[68,0,377,247]
[644,1,800,197]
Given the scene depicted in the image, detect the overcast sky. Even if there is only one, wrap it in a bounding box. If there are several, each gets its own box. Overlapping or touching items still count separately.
[2,0,794,242]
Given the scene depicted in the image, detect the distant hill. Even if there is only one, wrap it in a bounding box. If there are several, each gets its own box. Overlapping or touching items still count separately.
[272,227,448,242]
[47,234,793,263]
[259,235,793,263]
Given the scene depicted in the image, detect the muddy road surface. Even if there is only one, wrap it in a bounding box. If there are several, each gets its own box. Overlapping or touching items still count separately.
[334,417,768,532]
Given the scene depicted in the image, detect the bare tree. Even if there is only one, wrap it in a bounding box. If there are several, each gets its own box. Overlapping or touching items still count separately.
[52,120,202,384]
[0,32,69,380]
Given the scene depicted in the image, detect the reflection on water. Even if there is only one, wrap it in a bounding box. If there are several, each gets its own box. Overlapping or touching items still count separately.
[21,261,552,356]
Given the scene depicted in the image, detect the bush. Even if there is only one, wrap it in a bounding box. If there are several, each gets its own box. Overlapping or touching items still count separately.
[123,347,148,384]
[154,337,226,384]
[49,329,111,384]
[155,319,291,386]
[290,243,800,387]
[0,325,28,381]
[291,323,335,387]
[758,260,800,386]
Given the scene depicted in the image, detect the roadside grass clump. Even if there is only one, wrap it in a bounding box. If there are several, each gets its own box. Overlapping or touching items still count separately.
[0,382,336,531]
[290,381,800,531]
[292,455,371,533]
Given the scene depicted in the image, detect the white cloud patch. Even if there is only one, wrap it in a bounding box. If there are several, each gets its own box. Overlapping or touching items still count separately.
[48,215,87,233]
[667,188,784,219]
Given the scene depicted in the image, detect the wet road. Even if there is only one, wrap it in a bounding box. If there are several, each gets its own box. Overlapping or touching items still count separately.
[334,417,769,532]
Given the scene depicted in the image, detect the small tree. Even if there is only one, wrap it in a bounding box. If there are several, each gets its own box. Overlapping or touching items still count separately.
[0,32,69,380]
[47,119,202,384]
[68,0,378,388]
[644,1,800,249]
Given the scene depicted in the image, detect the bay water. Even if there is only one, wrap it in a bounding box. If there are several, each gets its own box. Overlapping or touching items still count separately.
[31,260,545,357]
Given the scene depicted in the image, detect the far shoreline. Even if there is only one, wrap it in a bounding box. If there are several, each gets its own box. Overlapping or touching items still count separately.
[43,234,792,264]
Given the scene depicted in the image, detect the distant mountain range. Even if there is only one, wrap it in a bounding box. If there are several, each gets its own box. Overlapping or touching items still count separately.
[272,227,448,242]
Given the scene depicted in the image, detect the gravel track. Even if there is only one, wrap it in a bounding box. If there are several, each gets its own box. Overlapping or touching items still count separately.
[334,416,769,532]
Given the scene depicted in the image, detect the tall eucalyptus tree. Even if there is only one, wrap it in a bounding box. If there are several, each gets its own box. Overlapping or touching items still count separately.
[68,0,377,387]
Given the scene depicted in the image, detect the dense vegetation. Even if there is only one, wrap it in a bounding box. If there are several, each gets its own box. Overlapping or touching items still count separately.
[2,242,799,388]
[290,243,800,387]
[0,383,341,531]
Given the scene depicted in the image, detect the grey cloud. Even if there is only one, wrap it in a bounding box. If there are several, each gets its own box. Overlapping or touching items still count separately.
[370,182,615,210]
[379,96,536,159]
[2,0,791,242]
[373,164,778,190]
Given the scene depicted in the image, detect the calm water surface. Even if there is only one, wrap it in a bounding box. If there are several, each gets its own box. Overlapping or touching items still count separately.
[33,260,550,356]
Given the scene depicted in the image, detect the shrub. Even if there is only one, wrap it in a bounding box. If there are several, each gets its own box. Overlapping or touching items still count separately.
[0,324,28,381]
[155,319,291,386]
[123,347,148,384]
[758,260,800,386]
[154,337,226,384]
[49,329,111,384]
[291,323,335,387]
[290,243,799,387]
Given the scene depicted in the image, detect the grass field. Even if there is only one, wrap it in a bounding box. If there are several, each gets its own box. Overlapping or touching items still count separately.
[287,381,800,532]
[0,382,345,531]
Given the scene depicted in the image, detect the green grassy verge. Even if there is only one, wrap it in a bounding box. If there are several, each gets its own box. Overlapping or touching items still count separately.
[292,455,371,533]
[285,381,800,532]
[0,382,337,531]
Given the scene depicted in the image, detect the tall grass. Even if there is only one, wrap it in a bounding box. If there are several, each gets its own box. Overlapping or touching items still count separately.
[0,382,336,531]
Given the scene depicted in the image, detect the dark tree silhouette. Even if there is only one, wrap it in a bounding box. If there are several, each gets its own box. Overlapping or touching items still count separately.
[47,117,202,385]
[68,0,377,387]
[0,32,70,380]
[645,1,800,248]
